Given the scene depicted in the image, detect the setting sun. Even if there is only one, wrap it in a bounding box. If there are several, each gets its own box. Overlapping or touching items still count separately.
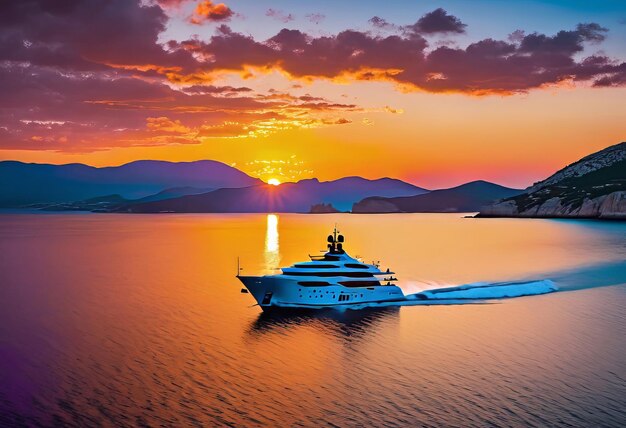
[267,178,281,186]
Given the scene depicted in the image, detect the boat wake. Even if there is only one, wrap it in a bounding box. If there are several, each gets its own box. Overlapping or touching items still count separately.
[350,259,626,310]
[406,279,558,301]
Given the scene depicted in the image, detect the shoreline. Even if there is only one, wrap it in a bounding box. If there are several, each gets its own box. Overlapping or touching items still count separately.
[474,213,626,221]
[2,208,625,221]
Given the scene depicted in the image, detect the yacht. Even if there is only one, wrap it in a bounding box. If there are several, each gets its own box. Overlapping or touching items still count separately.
[237,228,405,310]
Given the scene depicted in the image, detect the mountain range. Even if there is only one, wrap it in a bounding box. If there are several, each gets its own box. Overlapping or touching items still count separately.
[478,142,626,219]
[3,142,624,217]
[352,181,522,213]
[120,177,427,213]
[0,160,261,207]
[0,160,427,212]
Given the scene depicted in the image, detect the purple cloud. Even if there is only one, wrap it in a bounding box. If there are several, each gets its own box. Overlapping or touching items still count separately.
[266,8,294,23]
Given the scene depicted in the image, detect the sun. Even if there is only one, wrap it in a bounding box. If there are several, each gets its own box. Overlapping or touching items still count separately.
[267,178,281,186]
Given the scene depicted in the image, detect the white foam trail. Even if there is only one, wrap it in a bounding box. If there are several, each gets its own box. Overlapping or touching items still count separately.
[398,279,452,295]
[406,279,558,301]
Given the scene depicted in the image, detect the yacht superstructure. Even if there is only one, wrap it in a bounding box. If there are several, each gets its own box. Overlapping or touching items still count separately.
[237,228,405,310]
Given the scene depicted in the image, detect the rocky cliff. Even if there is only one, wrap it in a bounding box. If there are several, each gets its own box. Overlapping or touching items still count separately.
[309,203,341,213]
[478,142,626,220]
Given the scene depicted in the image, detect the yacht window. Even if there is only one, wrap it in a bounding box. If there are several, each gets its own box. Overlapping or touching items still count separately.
[298,281,330,293]
[294,264,339,269]
[344,263,369,269]
[285,272,374,277]
[339,280,381,287]
[261,292,273,305]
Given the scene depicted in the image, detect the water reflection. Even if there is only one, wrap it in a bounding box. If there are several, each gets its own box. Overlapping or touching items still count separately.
[1,214,625,426]
[247,306,400,340]
[264,214,280,272]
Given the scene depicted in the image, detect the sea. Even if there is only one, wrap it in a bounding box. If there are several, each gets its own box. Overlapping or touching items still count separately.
[1,213,625,427]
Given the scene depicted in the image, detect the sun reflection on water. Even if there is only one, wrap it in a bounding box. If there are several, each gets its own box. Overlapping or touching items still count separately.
[264,214,280,272]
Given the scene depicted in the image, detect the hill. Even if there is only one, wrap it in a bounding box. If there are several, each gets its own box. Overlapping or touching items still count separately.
[352,181,522,213]
[478,142,626,219]
[0,160,261,207]
[120,177,427,213]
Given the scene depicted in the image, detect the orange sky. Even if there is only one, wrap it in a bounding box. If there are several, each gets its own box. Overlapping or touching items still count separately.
[1,1,625,189]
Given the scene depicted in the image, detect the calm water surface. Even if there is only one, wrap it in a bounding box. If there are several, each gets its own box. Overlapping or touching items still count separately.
[1,213,625,427]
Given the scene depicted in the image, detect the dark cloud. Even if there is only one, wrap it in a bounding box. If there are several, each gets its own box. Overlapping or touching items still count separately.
[172,17,624,95]
[408,8,467,34]
[1,2,624,152]
[369,16,386,28]
[0,0,196,72]
[519,23,607,55]
[590,59,626,87]
[369,16,398,31]
[178,26,428,79]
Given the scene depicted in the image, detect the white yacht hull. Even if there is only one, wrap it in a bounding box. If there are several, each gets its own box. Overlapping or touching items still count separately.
[237,275,405,310]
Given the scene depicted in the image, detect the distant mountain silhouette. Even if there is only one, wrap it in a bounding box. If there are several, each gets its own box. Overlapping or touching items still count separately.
[0,160,261,207]
[133,186,214,203]
[352,181,522,213]
[121,177,427,213]
[36,187,218,212]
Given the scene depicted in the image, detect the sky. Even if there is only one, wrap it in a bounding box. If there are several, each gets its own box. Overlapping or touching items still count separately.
[1,0,625,189]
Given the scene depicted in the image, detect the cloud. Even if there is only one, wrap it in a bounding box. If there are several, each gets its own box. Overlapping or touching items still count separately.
[324,118,351,125]
[0,60,360,152]
[1,3,625,153]
[385,106,403,114]
[407,8,467,34]
[305,13,325,25]
[519,23,607,55]
[146,117,191,133]
[508,30,525,43]
[369,16,398,31]
[266,8,294,23]
[589,59,626,87]
[182,85,253,95]
[197,121,251,137]
[170,17,624,95]
[0,0,196,72]
[190,0,233,24]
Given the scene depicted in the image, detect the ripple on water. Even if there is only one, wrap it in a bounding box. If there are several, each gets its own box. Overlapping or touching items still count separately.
[0,214,625,426]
